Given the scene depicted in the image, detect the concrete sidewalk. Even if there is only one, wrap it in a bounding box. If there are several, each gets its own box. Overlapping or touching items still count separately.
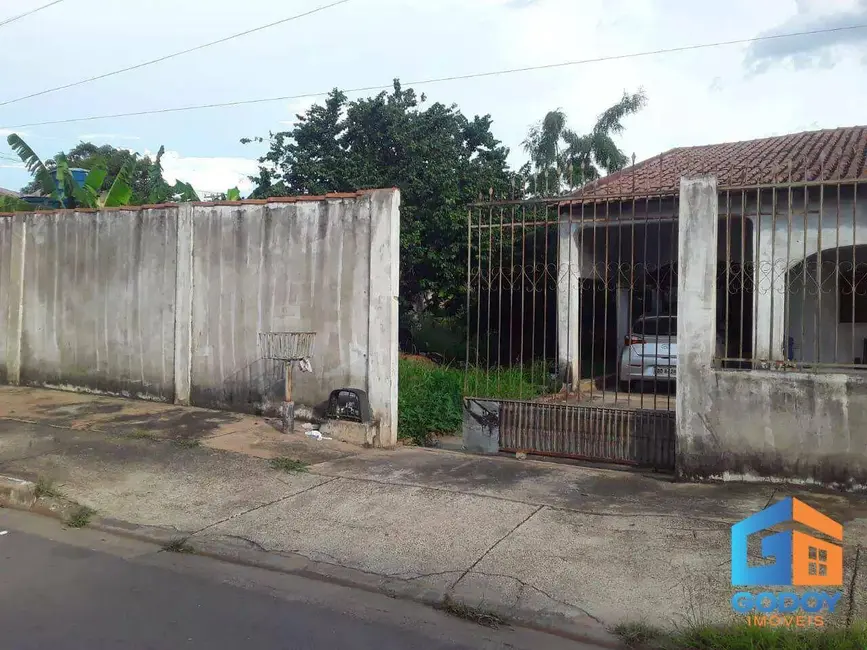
[0,387,865,642]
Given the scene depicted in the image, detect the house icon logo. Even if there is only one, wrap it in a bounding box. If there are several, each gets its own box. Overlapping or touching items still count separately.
[731,497,843,587]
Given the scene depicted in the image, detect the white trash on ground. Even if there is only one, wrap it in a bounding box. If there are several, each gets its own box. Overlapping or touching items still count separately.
[305,430,332,441]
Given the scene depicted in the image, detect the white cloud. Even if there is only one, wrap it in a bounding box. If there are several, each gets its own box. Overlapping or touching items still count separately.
[148,149,259,196]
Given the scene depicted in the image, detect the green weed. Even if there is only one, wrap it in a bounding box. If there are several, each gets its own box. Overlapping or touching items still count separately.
[66,505,96,529]
[34,477,63,499]
[269,457,309,473]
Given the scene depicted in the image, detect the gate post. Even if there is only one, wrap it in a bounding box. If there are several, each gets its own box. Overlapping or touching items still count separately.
[4,214,27,385]
[676,176,719,478]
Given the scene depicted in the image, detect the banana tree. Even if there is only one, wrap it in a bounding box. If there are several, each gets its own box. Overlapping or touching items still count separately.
[6,134,135,209]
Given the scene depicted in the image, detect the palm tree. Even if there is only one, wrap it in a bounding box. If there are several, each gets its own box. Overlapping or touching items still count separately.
[6,134,135,209]
[522,90,647,195]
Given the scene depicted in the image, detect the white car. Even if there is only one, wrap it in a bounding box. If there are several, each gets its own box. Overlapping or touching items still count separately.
[619,315,723,391]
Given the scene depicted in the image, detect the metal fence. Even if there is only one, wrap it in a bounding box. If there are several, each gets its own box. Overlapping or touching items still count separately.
[465,193,681,412]
[716,172,867,371]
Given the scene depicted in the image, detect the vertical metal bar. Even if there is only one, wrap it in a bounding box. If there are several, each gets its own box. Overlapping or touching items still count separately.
[497,205,505,394]
[835,183,841,363]
[815,156,824,365]
[655,193,663,411]
[785,161,793,365]
[519,205,527,399]
[465,208,472,393]
[486,202,494,394]
[739,188,747,362]
[724,190,732,369]
[852,182,858,363]
[475,205,483,394]
[530,202,539,393]
[801,175,808,368]
[509,204,516,385]
[565,200,574,405]
[542,201,550,398]
[602,200,611,401]
[755,187,763,363]
[578,200,586,397]
[628,193,636,397]
[769,186,777,364]
[589,199,598,401]
[640,196,650,409]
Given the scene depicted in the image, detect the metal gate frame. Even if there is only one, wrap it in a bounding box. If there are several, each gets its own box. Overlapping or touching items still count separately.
[464,191,680,470]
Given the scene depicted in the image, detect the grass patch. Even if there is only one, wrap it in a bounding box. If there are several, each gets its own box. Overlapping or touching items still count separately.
[128,429,159,441]
[66,505,96,529]
[163,538,195,554]
[437,595,503,629]
[269,457,309,473]
[614,622,867,649]
[34,477,63,499]
[398,358,549,446]
[173,438,201,449]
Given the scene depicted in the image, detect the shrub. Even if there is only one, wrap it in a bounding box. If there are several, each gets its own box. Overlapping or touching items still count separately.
[398,357,550,446]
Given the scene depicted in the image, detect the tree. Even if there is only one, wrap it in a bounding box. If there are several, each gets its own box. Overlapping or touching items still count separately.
[523,90,647,195]
[15,140,200,205]
[7,134,134,209]
[245,80,517,315]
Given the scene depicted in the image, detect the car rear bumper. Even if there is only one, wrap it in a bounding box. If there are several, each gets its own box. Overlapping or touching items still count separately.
[619,363,677,382]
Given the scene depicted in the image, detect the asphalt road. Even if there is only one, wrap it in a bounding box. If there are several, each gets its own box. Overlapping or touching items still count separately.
[0,509,597,650]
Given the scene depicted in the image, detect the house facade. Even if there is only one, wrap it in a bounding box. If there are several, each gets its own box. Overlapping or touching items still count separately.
[555,125,867,487]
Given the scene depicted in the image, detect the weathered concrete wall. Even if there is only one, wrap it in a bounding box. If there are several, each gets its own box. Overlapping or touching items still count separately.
[18,209,178,400]
[0,190,401,445]
[677,177,867,490]
[0,216,14,384]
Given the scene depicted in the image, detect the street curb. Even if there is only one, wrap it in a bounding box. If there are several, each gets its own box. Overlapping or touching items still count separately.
[0,480,623,649]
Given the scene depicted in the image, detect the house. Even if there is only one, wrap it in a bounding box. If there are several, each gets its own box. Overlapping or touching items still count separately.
[556,125,867,383]
[0,187,20,198]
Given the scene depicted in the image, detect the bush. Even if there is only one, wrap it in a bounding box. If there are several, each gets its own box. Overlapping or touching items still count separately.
[397,357,551,446]
[398,358,463,446]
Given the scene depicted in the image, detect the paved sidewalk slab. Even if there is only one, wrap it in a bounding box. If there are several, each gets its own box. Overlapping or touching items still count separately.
[200,477,539,578]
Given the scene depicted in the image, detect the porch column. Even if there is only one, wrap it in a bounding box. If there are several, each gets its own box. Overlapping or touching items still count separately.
[752,218,787,362]
[557,220,582,390]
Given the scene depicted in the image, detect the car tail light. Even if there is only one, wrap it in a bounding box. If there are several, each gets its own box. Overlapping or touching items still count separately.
[625,335,645,346]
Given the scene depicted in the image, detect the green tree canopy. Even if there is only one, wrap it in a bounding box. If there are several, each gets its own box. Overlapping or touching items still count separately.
[522,90,647,195]
[245,80,518,315]
[18,141,199,204]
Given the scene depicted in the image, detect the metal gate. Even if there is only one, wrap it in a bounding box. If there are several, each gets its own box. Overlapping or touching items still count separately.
[465,191,681,470]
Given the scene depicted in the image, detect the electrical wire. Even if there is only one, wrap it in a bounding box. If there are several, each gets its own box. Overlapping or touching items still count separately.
[0,0,351,107]
[2,21,865,129]
[0,0,66,29]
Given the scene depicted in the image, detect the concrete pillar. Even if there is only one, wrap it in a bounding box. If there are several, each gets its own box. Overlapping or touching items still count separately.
[173,204,193,404]
[616,284,631,350]
[752,219,786,362]
[366,189,400,447]
[3,215,27,385]
[557,221,582,390]
[676,176,719,477]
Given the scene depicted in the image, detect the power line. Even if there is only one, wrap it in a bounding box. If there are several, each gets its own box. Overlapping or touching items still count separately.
[0,0,66,29]
[0,0,351,107]
[3,21,866,130]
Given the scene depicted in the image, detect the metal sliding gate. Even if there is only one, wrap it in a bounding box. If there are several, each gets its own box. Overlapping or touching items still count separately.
[465,192,679,470]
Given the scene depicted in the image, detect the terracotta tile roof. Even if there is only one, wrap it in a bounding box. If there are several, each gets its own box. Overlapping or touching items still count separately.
[571,126,867,200]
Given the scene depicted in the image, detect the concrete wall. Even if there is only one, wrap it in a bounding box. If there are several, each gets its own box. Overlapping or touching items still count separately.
[677,177,867,490]
[0,190,401,445]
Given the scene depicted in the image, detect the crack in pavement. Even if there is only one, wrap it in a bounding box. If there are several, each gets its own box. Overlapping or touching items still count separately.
[449,505,544,594]
[306,469,741,526]
[186,476,339,539]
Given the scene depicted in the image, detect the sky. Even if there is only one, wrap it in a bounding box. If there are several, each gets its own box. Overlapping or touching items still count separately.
[1,0,866,196]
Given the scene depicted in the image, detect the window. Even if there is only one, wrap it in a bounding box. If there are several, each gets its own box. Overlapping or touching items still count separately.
[632,317,676,337]
[839,269,867,324]
[808,546,828,577]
